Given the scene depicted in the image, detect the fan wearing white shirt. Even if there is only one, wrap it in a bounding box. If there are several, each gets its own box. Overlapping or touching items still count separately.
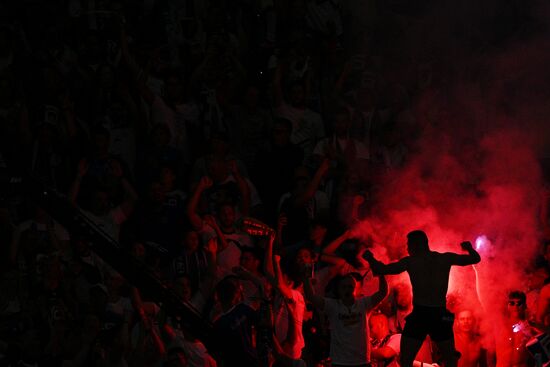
[304,271,388,367]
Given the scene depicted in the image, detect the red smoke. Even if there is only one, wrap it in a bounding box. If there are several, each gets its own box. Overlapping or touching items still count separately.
[352,0,550,349]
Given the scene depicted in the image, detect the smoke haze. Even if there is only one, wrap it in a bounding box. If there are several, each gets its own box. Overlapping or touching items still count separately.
[354,0,550,332]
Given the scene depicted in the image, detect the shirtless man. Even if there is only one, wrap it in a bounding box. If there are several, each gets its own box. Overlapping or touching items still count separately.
[363,230,481,367]
[454,310,487,367]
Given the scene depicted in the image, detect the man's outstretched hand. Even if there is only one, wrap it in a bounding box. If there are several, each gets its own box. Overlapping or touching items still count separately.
[460,241,473,251]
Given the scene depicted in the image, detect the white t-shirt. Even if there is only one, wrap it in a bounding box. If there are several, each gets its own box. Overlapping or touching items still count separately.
[273,289,306,359]
[324,296,376,365]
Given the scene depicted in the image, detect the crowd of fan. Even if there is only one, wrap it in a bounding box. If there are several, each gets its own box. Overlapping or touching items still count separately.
[0,1,550,367]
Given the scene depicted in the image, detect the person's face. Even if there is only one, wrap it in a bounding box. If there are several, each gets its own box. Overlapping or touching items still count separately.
[183,231,200,252]
[507,297,526,319]
[456,310,474,333]
[240,252,259,272]
[309,224,327,242]
[131,243,146,260]
[173,276,192,301]
[338,276,356,301]
[218,205,235,228]
[293,168,310,193]
[369,316,387,339]
[296,248,314,265]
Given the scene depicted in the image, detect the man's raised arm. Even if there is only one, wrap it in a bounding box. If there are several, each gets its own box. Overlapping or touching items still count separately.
[446,241,481,266]
[363,250,409,275]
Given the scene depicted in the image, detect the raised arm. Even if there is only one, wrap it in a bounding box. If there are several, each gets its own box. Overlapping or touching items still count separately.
[303,273,325,311]
[186,176,213,230]
[363,250,409,275]
[273,254,293,300]
[320,229,352,266]
[229,160,251,217]
[368,275,388,308]
[69,158,88,205]
[196,237,219,299]
[446,241,481,266]
[293,159,330,208]
[276,213,287,249]
[204,215,229,252]
[263,231,277,284]
[111,160,138,218]
[120,21,156,105]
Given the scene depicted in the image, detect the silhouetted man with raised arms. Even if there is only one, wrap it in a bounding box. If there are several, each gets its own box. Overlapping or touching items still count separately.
[363,230,481,367]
